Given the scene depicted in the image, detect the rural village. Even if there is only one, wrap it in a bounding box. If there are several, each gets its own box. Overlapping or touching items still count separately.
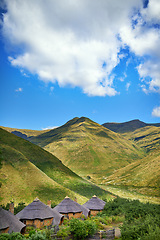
[0,195,117,239]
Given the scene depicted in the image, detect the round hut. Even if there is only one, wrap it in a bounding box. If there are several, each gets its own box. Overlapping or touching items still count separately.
[16,198,63,229]
[83,195,106,216]
[0,207,26,234]
[53,196,89,219]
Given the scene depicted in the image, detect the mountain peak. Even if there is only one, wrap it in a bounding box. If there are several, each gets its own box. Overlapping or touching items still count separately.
[102,119,160,133]
[65,116,95,127]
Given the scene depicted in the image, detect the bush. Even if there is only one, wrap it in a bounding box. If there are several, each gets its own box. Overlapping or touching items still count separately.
[85,220,97,236]
[0,232,25,240]
[121,214,160,240]
[70,219,87,240]
[0,233,10,240]
[56,225,70,240]
[28,231,46,240]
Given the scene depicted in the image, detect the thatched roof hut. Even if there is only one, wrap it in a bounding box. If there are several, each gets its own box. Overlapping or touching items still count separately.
[83,195,106,212]
[0,207,26,234]
[16,198,63,226]
[53,196,90,218]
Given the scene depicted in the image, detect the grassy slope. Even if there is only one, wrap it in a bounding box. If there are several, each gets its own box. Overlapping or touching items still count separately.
[123,126,160,152]
[102,119,160,133]
[100,126,160,201]
[30,117,145,183]
[102,150,160,199]
[0,128,111,205]
[0,126,49,137]
[0,144,88,206]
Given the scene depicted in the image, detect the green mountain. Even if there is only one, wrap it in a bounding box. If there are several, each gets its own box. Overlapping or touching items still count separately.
[123,126,160,152]
[102,149,160,200]
[2,117,159,203]
[0,126,49,139]
[102,119,160,133]
[101,125,160,201]
[29,117,145,183]
[0,128,111,205]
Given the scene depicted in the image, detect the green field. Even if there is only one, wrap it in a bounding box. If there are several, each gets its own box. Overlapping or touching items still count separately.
[0,127,112,205]
[1,117,160,205]
[29,117,145,182]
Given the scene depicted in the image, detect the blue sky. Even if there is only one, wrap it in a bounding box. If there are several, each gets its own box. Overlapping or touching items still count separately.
[0,0,160,130]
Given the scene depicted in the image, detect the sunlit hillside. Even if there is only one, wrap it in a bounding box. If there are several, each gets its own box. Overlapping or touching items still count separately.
[0,128,111,205]
[30,117,145,182]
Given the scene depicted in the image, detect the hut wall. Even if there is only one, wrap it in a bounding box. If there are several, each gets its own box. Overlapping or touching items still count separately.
[90,210,102,216]
[24,218,53,229]
[73,212,82,219]
[62,212,82,219]
[0,227,9,234]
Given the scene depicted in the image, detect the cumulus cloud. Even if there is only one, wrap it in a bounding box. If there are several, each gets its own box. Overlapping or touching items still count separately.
[15,87,23,92]
[126,82,131,91]
[42,126,58,130]
[120,0,160,94]
[1,0,160,96]
[152,106,160,117]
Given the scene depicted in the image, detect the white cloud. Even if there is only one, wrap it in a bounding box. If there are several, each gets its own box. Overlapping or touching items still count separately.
[152,106,160,117]
[42,126,58,130]
[120,0,160,94]
[138,61,160,93]
[2,0,160,96]
[15,87,23,92]
[50,86,54,92]
[126,82,131,91]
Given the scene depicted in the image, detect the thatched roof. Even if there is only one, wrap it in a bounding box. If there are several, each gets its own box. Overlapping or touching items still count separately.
[83,195,106,211]
[0,207,26,234]
[16,198,63,226]
[53,196,88,215]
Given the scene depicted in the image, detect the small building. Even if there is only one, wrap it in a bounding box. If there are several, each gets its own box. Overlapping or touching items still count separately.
[0,207,26,234]
[53,196,89,219]
[16,198,63,229]
[83,195,106,216]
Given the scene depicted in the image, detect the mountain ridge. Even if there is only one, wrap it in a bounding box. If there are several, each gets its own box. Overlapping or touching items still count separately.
[29,117,145,182]
[0,127,111,205]
[102,119,160,133]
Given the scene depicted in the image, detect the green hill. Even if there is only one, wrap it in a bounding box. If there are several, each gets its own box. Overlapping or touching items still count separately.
[0,128,112,205]
[102,149,160,201]
[0,126,49,139]
[29,117,145,183]
[102,119,160,133]
[123,126,160,152]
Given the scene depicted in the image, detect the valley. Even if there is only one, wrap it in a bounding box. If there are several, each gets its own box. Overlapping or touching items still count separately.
[1,117,160,205]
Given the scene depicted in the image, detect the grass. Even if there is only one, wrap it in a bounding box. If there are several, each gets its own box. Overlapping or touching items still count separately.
[123,126,160,152]
[29,117,145,183]
[0,127,111,205]
[101,185,160,204]
[1,117,160,205]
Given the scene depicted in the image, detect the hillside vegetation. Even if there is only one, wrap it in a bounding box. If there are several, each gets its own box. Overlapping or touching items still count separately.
[29,117,145,183]
[0,126,49,140]
[0,128,111,205]
[1,117,160,204]
[123,126,160,152]
[102,149,160,200]
[102,119,160,133]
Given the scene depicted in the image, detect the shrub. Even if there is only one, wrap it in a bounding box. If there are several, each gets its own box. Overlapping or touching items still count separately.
[28,231,46,240]
[56,225,70,240]
[14,202,26,214]
[0,232,25,240]
[70,218,87,240]
[0,233,10,240]
[121,214,160,240]
[85,220,97,236]
[10,232,26,240]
